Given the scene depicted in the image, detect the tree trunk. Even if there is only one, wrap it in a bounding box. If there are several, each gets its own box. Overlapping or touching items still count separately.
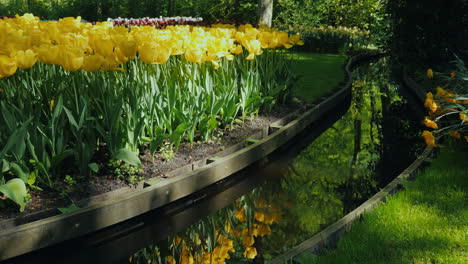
[168,0,175,16]
[257,0,273,27]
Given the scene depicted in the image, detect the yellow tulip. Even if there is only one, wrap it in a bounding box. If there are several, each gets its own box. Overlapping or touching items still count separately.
[423,117,438,129]
[426,68,433,79]
[82,55,105,72]
[0,55,18,78]
[241,229,255,247]
[288,34,304,46]
[449,131,461,139]
[58,16,82,33]
[185,49,205,64]
[15,49,37,69]
[230,44,243,55]
[118,40,137,60]
[138,42,172,64]
[243,246,257,259]
[59,46,84,71]
[256,223,271,236]
[424,92,438,112]
[460,112,467,122]
[234,208,246,222]
[422,130,436,147]
[36,44,60,65]
[242,40,262,60]
[93,36,115,58]
[254,211,265,222]
[166,256,176,264]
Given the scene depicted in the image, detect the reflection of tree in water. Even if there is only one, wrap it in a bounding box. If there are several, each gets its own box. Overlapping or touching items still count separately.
[262,60,401,256]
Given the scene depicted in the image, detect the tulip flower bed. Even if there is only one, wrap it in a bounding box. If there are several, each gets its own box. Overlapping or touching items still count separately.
[0,14,304,212]
[421,55,468,147]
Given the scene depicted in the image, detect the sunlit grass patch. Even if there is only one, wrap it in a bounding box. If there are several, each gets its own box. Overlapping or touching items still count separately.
[297,146,468,264]
[290,52,346,102]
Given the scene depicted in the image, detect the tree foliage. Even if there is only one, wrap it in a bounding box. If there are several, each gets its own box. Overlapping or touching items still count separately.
[0,0,258,22]
[387,0,468,69]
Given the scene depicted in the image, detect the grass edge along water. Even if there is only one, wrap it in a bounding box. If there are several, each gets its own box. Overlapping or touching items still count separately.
[294,143,468,264]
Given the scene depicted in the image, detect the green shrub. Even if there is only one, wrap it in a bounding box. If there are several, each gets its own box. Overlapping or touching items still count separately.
[274,0,388,48]
[289,26,371,54]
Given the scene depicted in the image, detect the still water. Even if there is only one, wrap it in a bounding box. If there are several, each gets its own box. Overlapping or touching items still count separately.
[127,58,425,264]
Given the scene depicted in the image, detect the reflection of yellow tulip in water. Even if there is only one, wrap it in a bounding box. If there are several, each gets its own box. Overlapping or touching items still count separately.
[0,14,303,79]
[138,197,283,264]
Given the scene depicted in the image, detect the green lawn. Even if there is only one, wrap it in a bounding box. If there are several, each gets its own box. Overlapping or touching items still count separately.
[290,52,347,102]
[295,145,468,264]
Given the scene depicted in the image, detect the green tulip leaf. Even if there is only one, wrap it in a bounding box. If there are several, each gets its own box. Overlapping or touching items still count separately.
[0,178,28,212]
[88,163,99,173]
[114,148,142,168]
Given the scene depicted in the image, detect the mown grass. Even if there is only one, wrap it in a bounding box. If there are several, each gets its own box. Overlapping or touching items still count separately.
[295,145,468,264]
[290,52,347,102]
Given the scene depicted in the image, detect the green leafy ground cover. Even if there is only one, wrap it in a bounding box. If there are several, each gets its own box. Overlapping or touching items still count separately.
[290,52,346,102]
[295,145,468,264]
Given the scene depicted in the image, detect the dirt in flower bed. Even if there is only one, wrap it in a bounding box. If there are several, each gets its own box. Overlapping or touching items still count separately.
[0,103,307,223]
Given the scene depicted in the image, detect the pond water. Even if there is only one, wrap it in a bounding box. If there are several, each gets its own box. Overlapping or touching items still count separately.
[126,58,426,264]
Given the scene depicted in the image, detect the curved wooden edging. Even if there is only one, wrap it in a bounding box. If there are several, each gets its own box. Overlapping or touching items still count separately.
[0,51,381,261]
[268,138,433,261]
